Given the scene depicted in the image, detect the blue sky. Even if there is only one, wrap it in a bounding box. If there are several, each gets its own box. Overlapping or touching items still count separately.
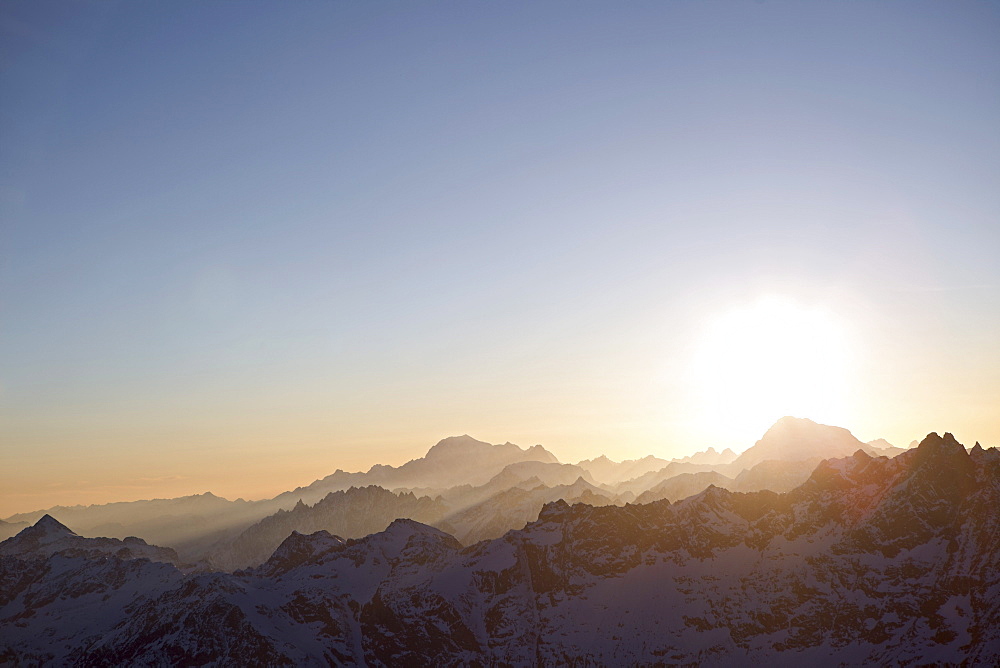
[2,1,998,513]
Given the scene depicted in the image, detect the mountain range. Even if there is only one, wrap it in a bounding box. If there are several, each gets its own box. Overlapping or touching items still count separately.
[1,430,997,664]
[3,418,920,570]
[0,418,903,569]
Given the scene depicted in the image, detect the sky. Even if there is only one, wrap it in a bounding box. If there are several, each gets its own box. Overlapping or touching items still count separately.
[2,0,998,516]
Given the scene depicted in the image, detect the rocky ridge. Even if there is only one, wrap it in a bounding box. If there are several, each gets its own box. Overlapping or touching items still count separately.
[1,432,996,665]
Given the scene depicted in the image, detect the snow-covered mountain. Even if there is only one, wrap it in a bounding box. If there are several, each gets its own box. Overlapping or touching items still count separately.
[2,432,996,665]
[0,514,181,565]
[2,492,281,565]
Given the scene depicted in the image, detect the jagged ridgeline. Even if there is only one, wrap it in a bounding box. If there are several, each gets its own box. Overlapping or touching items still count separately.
[1,430,998,664]
[0,420,906,565]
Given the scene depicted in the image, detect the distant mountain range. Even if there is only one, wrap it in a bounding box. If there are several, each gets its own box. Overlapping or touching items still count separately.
[209,486,450,572]
[0,519,28,542]
[1,431,997,664]
[2,418,918,569]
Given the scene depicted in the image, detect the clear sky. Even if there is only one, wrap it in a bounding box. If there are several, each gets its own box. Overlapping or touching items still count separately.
[2,0,998,516]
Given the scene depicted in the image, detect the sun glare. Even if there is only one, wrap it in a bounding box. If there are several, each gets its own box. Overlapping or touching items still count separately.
[691,297,854,446]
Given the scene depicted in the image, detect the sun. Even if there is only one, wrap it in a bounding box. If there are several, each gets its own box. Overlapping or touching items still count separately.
[690,296,854,446]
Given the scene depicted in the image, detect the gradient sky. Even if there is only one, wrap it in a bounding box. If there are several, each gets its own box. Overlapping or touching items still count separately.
[2,0,999,516]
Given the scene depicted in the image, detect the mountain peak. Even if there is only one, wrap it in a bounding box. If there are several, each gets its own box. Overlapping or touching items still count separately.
[376,519,461,556]
[264,530,345,574]
[421,436,558,466]
[33,514,75,536]
[909,432,976,485]
[679,483,732,511]
[537,498,571,522]
[1,513,177,565]
[424,435,494,458]
[914,431,968,459]
[774,415,815,427]
[916,431,965,453]
[526,443,559,463]
[732,417,862,470]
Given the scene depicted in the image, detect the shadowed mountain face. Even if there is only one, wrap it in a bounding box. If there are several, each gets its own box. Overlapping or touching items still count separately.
[208,486,450,571]
[632,458,830,504]
[2,432,997,665]
[634,471,736,504]
[437,477,616,545]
